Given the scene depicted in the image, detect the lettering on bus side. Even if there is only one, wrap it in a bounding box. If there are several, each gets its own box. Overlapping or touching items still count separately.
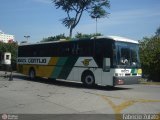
[28,58,46,64]
[17,58,47,64]
[17,58,27,64]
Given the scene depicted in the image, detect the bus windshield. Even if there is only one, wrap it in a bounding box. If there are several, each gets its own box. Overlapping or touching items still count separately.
[114,42,140,68]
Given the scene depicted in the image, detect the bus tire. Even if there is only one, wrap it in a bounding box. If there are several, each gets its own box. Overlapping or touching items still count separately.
[82,71,95,87]
[29,68,36,80]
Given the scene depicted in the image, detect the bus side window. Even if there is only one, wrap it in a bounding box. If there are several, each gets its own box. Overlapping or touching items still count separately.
[48,44,58,57]
[64,42,72,56]
[94,40,104,67]
[71,42,78,55]
[94,39,113,67]
[77,40,93,56]
[58,42,72,57]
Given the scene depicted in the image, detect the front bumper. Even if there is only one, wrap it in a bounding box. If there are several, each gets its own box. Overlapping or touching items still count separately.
[113,76,141,86]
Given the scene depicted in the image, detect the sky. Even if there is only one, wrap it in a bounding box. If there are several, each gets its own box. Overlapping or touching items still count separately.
[0,0,160,43]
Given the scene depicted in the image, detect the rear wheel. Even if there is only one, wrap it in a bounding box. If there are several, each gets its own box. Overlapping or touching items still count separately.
[29,69,36,80]
[82,71,95,87]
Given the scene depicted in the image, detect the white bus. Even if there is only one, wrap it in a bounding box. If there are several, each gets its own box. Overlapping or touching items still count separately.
[17,36,142,86]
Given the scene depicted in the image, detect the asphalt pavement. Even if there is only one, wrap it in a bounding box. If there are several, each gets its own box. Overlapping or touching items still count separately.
[0,71,160,120]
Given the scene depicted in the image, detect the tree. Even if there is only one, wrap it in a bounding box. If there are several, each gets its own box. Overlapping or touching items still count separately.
[52,0,110,37]
[90,5,109,34]
[75,32,102,39]
[0,42,18,70]
[155,26,160,37]
[41,34,70,42]
[139,27,160,81]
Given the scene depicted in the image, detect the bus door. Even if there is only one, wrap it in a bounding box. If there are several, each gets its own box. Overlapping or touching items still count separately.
[101,57,113,86]
[94,39,113,86]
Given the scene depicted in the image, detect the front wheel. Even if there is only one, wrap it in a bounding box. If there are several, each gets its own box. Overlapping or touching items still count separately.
[82,72,95,87]
[29,69,36,80]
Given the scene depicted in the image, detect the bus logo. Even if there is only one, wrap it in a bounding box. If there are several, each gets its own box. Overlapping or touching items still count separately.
[82,59,92,66]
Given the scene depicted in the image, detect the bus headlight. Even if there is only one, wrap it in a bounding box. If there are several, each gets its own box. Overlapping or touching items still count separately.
[137,69,142,75]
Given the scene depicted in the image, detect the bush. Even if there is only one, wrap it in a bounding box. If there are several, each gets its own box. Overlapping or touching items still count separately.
[139,36,160,81]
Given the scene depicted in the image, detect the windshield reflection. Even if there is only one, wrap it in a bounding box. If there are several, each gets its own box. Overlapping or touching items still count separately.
[114,42,140,68]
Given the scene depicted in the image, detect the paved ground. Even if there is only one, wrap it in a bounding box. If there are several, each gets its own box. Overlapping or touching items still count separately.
[0,71,160,120]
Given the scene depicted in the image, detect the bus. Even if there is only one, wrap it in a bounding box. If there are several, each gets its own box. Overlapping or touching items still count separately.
[17,36,142,86]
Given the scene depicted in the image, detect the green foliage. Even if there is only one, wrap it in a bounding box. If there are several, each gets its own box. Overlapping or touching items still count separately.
[0,42,18,70]
[52,0,110,37]
[75,32,102,39]
[41,33,103,42]
[90,4,109,19]
[41,34,70,42]
[155,26,160,37]
[139,32,160,81]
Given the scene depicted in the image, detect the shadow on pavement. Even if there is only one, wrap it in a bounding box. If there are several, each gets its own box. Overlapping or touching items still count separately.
[13,74,132,91]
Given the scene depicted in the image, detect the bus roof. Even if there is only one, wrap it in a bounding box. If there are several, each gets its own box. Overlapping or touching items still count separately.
[93,36,139,44]
[19,35,138,46]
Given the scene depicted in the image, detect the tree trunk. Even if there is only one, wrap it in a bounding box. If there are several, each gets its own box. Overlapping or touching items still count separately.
[69,27,73,38]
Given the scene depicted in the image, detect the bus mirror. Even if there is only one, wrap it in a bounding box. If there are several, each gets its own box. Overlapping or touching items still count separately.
[103,58,110,72]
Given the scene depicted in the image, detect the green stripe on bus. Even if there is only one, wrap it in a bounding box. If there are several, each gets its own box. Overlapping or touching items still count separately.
[51,57,68,78]
[131,69,137,74]
[58,57,78,79]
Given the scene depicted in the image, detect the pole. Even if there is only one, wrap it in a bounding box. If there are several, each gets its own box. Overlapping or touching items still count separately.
[96,18,97,34]
[9,65,13,81]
